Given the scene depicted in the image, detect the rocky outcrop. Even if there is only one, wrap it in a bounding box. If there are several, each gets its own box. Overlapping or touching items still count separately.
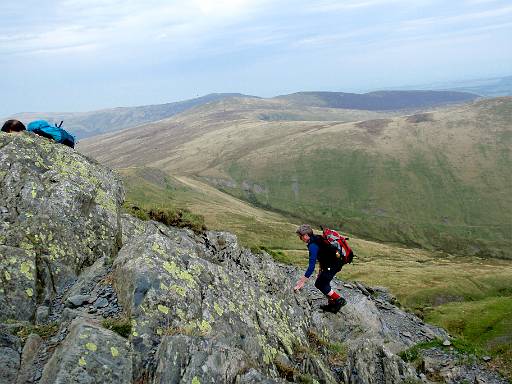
[0,132,123,322]
[0,132,508,383]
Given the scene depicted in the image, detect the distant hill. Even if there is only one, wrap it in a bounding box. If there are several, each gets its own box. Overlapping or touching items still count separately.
[274,90,479,110]
[444,75,512,97]
[395,75,512,97]
[79,96,512,258]
[8,90,479,140]
[9,93,257,139]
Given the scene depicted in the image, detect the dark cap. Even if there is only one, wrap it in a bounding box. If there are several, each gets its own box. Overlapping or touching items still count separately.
[1,120,26,133]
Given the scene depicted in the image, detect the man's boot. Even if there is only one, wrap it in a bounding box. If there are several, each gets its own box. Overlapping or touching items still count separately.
[320,298,335,312]
[330,297,347,313]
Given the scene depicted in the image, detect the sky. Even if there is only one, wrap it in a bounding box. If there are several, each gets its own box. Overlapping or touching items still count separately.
[1,0,511,115]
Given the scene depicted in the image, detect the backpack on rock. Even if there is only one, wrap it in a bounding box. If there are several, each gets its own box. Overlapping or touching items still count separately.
[27,120,75,148]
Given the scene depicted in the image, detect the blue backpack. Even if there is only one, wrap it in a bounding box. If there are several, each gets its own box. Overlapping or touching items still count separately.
[27,120,75,148]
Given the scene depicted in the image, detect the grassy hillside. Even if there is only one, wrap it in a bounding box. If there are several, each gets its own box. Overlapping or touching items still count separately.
[79,96,512,258]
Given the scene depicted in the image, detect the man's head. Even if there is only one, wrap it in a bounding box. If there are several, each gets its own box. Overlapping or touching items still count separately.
[1,120,26,133]
[296,224,313,243]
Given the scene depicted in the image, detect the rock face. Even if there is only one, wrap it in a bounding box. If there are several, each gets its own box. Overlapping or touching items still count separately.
[0,132,508,383]
[0,133,123,321]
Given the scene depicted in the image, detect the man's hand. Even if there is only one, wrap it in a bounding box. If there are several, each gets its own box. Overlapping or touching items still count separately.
[293,276,308,292]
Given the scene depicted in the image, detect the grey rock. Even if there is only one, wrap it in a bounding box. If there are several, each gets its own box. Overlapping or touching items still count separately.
[35,306,50,324]
[93,297,109,308]
[342,339,418,384]
[63,257,109,301]
[39,318,132,384]
[482,356,492,362]
[16,333,43,384]
[61,307,95,323]
[66,294,92,308]
[153,335,251,384]
[0,331,21,384]
[236,368,282,383]
[0,133,123,322]
[355,281,372,297]
[443,339,452,346]
[0,246,37,321]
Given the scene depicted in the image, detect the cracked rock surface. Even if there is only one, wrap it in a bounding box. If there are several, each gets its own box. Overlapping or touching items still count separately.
[0,133,508,383]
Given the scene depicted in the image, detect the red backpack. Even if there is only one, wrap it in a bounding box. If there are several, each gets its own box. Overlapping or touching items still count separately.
[321,227,354,265]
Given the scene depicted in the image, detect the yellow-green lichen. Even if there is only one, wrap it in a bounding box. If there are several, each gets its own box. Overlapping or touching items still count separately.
[157,304,169,314]
[25,288,33,297]
[79,356,87,366]
[152,242,166,255]
[160,282,168,291]
[190,264,204,276]
[110,346,119,357]
[85,342,97,352]
[4,271,11,281]
[95,189,117,214]
[20,262,33,279]
[198,320,212,335]
[257,334,278,365]
[176,308,186,320]
[214,303,223,317]
[163,261,178,274]
[178,270,196,287]
[191,377,201,384]
[170,284,187,297]
[162,261,197,288]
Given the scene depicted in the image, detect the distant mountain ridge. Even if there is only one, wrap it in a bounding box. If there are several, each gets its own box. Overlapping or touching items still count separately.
[274,90,479,110]
[10,93,258,139]
[8,90,478,140]
[394,75,512,97]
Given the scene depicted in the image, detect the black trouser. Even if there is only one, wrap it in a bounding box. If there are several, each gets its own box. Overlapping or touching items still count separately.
[314,264,342,296]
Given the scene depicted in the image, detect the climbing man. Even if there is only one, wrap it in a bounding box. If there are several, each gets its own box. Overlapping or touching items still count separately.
[293,224,347,313]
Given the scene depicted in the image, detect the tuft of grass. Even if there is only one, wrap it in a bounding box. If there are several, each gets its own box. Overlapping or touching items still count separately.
[306,329,348,366]
[102,317,132,338]
[123,202,207,233]
[14,323,59,342]
[399,340,444,362]
[274,359,298,381]
[327,341,348,365]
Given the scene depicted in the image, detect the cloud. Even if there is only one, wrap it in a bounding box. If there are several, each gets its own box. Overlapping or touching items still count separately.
[305,0,423,12]
[399,5,512,30]
[0,0,273,57]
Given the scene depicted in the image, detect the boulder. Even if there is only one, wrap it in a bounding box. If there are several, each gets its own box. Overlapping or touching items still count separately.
[0,133,123,321]
[153,335,251,383]
[39,318,132,384]
[16,333,43,384]
[0,331,21,384]
[342,339,418,384]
